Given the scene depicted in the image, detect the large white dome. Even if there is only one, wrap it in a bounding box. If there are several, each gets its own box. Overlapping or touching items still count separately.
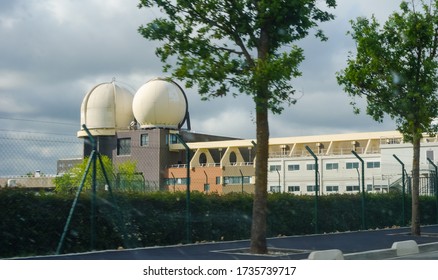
[78,82,134,137]
[133,78,187,129]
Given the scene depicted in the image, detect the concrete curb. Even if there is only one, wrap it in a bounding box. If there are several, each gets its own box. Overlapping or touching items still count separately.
[308,249,344,260]
[308,241,438,260]
[391,240,419,256]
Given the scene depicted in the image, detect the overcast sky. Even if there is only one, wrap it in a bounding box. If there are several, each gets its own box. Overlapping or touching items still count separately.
[0,0,408,176]
[0,0,406,141]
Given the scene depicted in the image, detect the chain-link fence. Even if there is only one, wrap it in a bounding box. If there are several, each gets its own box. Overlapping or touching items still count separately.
[0,121,83,180]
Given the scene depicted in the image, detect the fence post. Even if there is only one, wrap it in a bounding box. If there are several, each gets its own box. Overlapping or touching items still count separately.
[352,150,366,230]
[394,154,406,227]
[427,158,438,224]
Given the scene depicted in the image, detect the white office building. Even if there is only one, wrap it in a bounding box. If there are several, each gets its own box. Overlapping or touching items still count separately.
[266,131,438,195]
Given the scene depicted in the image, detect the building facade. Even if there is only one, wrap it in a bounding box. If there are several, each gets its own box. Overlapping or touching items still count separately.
[74,79,438,195]
[165,130,438,195]
[78,127,437,196]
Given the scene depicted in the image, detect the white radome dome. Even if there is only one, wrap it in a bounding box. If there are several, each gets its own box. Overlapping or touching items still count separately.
[79,82,134,136]
[133,78,187,129]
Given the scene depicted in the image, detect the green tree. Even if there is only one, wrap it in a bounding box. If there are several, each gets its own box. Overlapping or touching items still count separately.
[54,155,115,193]
[54,172,76,193]
[337,1,438,235]
[117,160,138,181]
[138,0,336,253]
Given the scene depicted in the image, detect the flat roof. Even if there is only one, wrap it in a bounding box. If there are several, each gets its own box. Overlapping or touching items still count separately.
[170,130,402,150]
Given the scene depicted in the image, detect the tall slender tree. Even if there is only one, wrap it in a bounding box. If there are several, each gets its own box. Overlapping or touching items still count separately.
[337,0,438,235]
[138,0,336,253]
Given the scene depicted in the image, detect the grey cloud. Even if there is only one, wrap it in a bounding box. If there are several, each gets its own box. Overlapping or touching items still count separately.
[0,0,403,141]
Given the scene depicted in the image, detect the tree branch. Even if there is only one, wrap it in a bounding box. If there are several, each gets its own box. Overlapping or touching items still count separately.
[183,2,256,67]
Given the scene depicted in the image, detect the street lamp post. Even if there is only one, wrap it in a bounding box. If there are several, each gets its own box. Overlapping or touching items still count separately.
[351,150,366,230]
[239,169,244,193]
[276,168,280,193]
[174,133,191,244]
[305,145,318,234]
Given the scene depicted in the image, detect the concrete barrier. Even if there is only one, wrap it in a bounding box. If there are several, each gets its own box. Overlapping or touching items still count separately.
[391,240,419,256]
[308,249,344,260]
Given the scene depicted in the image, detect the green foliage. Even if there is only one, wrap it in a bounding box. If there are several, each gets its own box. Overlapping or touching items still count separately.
[53,173,76,193]
[336,0,438,140]
[54,155,115,193]
[138,0,338,254]
[336,0,438,235]
[1,189,437,258]
[138,0,337,113]
[54,156,144,194]
[117,160,137,178]
[114,160,146,192]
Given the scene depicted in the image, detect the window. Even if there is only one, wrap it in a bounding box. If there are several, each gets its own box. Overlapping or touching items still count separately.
[427,150,434,161]
[288,164,300,171]
[326,163,339,170]
[216,177,221,184]
[164,178,187,185]
[366,161,380,169]
[117,138,131,155]
[367,184,373,191]
[306,164,316,171]
[176,178,188,185]
[169,134,179,144]
[270,186,281,193]
[163,178,174,186]
[223,176,250,184]
[229,151,237,165]
[288,186,300,192]
[140,134,149,146]
[346,162,359,169]
[270,165,281,172]
[346,185,360,192]
[307,185,317,192]
[326,185,339,192]
[199,153,207,165]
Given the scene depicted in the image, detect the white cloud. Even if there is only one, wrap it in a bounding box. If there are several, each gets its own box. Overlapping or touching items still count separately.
[0,0,404,138]
[0,96,36,114]
[0,0,411,175]
[0,71,30,90]
[182,84,255,137]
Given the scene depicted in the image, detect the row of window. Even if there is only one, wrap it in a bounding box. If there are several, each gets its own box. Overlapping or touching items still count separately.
[270,184,379,193]
[118,135,382,173]
[164,176,251,186]
[117,134,150,156]
[269,161,380,172]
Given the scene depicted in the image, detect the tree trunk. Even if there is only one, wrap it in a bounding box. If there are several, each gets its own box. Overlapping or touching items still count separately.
[411,133,421,236]
[249,17,271,254]
[250,104,269,254]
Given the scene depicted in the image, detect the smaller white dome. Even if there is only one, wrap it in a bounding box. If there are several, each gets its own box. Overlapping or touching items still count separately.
[133,78,187,129]
[79,82,134,136]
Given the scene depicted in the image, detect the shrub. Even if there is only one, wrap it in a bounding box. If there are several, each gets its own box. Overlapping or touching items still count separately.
[0,189,436,258]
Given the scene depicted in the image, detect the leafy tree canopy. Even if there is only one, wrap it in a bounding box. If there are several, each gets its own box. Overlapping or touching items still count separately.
[54,157,140,194]
[138,0,336,113]
[337,0,438,141]
[138,0,337,254]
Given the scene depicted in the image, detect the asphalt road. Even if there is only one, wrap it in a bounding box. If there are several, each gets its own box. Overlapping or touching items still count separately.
[21,225,438,260]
